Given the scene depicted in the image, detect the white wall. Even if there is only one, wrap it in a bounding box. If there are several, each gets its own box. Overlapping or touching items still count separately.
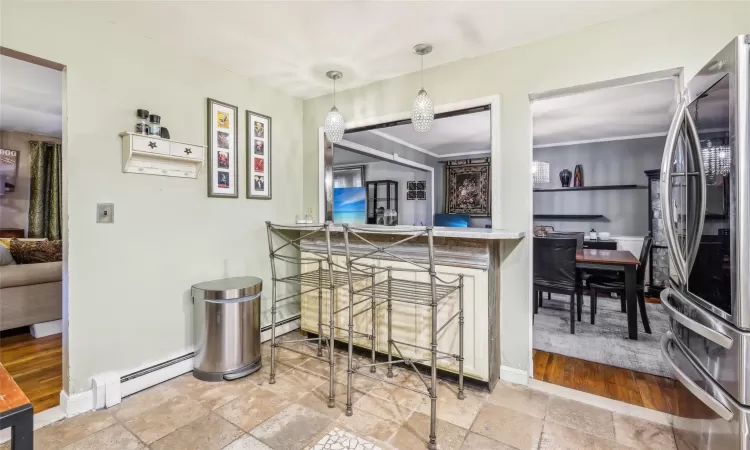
[302,2,750,377]
[0,131,62,232]
[364,161,431,226]
[2,1,303,394]
[533,136,665,236]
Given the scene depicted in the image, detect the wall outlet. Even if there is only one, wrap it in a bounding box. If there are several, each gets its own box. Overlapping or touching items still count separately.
[97,203,114,223]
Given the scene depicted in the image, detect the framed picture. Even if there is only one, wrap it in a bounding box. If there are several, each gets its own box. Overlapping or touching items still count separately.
[416,190,426,200]
[406,191,416,200]
[0,149,20,193]
[407,181,416,191]
[445,158,491,216]
[246,110,271,199]
[416,181,426,191]
[207,98,238,198]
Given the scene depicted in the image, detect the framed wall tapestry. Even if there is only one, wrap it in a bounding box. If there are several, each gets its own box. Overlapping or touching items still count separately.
[246,110,271,199]
[207,98,238,198]
[445,158,491,216]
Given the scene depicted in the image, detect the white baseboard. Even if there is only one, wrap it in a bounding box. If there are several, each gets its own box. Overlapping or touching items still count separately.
[528,378,675,426]
[261,318,300,342]
[51,319,300,423]
[500,365,529,385]
[30,319,62,338]
[121,358,193,398]
[60,389,94,418]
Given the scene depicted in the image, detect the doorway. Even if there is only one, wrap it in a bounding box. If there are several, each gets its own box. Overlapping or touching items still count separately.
[529,70,681,414]
[0,48,66,414]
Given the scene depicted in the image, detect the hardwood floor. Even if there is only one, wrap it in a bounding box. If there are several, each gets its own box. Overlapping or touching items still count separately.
[0,330,62,413]
[533,349,678,415]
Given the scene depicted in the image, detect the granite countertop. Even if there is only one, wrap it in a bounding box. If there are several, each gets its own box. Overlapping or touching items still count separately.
[270,223,525,240]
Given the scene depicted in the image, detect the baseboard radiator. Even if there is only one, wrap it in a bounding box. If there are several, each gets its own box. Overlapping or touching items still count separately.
[120,314,300,384]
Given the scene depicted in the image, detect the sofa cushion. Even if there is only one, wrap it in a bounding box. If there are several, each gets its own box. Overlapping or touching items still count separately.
[0,261,62,288]
[0,245,15,266]
[10,239,62,264]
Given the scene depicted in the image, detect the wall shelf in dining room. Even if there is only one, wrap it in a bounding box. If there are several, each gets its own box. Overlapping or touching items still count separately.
[533,214,605,220]
[533,184,647,192]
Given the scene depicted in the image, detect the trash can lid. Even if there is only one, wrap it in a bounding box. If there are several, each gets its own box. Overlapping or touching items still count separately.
[191,276,263,301]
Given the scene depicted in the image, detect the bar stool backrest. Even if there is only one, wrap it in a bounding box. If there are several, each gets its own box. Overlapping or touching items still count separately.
[265,222,341,288]
[340,225,437,278]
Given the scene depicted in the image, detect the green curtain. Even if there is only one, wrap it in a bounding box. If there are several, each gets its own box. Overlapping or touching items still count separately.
[28,141,62,240]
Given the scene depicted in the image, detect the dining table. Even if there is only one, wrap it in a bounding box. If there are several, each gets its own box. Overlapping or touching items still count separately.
[576,248,641,340]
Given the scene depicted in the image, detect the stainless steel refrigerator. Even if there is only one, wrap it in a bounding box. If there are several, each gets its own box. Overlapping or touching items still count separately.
[660,35,750,450]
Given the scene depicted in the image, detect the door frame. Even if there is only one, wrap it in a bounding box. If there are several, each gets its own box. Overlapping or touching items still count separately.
[526,67,684,378]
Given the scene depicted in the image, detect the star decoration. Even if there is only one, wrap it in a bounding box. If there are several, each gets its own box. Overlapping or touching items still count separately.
[184,148,192,155]
[148,141,157,149]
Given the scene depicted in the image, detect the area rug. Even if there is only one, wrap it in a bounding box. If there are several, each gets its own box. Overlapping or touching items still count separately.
[533,293,672,378]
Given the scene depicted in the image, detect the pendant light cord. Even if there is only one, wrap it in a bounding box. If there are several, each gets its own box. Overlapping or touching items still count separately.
[420,55,424,89]
[333,77,336,107]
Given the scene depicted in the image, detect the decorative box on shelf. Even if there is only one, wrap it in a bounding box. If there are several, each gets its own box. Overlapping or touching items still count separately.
[119,132,205,178]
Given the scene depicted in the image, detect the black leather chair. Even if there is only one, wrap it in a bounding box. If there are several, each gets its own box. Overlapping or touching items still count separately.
[533,237,581,334]
[587,236,653,333]
[547,231,584,249]
[541,232,584,305]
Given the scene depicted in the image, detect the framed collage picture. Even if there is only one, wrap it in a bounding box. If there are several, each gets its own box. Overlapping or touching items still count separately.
[207,98,239,198]
[246,111,271,199]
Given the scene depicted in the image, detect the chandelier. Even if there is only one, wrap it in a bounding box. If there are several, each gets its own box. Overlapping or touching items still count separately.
[324,71,345,144]
[411,44,434,132]
[532,161,550,185]
[701,140,730,182]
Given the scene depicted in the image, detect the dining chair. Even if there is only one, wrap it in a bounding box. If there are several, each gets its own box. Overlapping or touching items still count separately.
[587,236,653,333]
[533,237,580,334]
[541,232,585,306]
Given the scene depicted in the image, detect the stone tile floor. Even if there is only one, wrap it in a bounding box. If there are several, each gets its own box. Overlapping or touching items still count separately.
[1,333,677,449]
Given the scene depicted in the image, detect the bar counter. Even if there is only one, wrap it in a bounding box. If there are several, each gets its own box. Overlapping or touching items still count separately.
[272,223,525,390]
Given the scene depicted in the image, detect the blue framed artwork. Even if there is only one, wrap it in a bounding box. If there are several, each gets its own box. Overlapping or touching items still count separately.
[333,187,367,224]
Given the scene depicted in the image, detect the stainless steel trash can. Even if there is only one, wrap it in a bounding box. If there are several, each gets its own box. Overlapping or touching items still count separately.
[192,276,262,381]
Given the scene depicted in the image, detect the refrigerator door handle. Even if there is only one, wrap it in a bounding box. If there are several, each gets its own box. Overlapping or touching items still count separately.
[661,288,733,349]
[661,332,734,421]
[661,96,688,285]
[683,106,707,274]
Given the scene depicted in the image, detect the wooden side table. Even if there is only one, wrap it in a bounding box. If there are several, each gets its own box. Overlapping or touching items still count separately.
[0,363,33,450]
[0,229,24,239]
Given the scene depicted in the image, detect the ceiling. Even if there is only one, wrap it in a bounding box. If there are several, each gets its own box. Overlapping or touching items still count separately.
[0,55,63,138]
[81,1,669,99]
[532,78,677,146]
[333,145,383,166]
[369,110,491,157]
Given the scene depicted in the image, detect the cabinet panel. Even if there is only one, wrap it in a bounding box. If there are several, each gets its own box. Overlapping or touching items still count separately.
[299,254,490,381]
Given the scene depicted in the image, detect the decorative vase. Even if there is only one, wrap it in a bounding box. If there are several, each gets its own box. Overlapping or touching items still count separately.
[559,169,572,187]
[574,164,584,187]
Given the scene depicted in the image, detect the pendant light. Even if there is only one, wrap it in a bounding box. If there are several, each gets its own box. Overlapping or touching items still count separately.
[411,44,434,132]
[532,161,550,185]
[324,71,345,144]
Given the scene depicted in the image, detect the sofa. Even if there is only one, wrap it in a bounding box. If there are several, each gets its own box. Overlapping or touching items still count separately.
[0,260,62,332]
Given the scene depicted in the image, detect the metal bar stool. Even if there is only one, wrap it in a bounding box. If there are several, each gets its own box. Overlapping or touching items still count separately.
[265,222,371,408]
[341,225,465,450]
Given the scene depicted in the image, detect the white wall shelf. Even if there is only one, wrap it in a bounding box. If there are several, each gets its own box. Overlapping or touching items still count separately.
[120,132,205,179]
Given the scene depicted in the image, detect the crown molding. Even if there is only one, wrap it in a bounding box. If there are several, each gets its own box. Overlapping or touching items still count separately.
[533,132,668,149]
[368,129,439,158]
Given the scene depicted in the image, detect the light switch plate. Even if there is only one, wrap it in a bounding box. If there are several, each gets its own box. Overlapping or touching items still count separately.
[97,203,114,223]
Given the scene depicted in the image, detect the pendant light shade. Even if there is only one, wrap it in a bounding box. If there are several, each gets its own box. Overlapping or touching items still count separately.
[411,44,434,133]
[532,161,550,184]
[324,71,345,143]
